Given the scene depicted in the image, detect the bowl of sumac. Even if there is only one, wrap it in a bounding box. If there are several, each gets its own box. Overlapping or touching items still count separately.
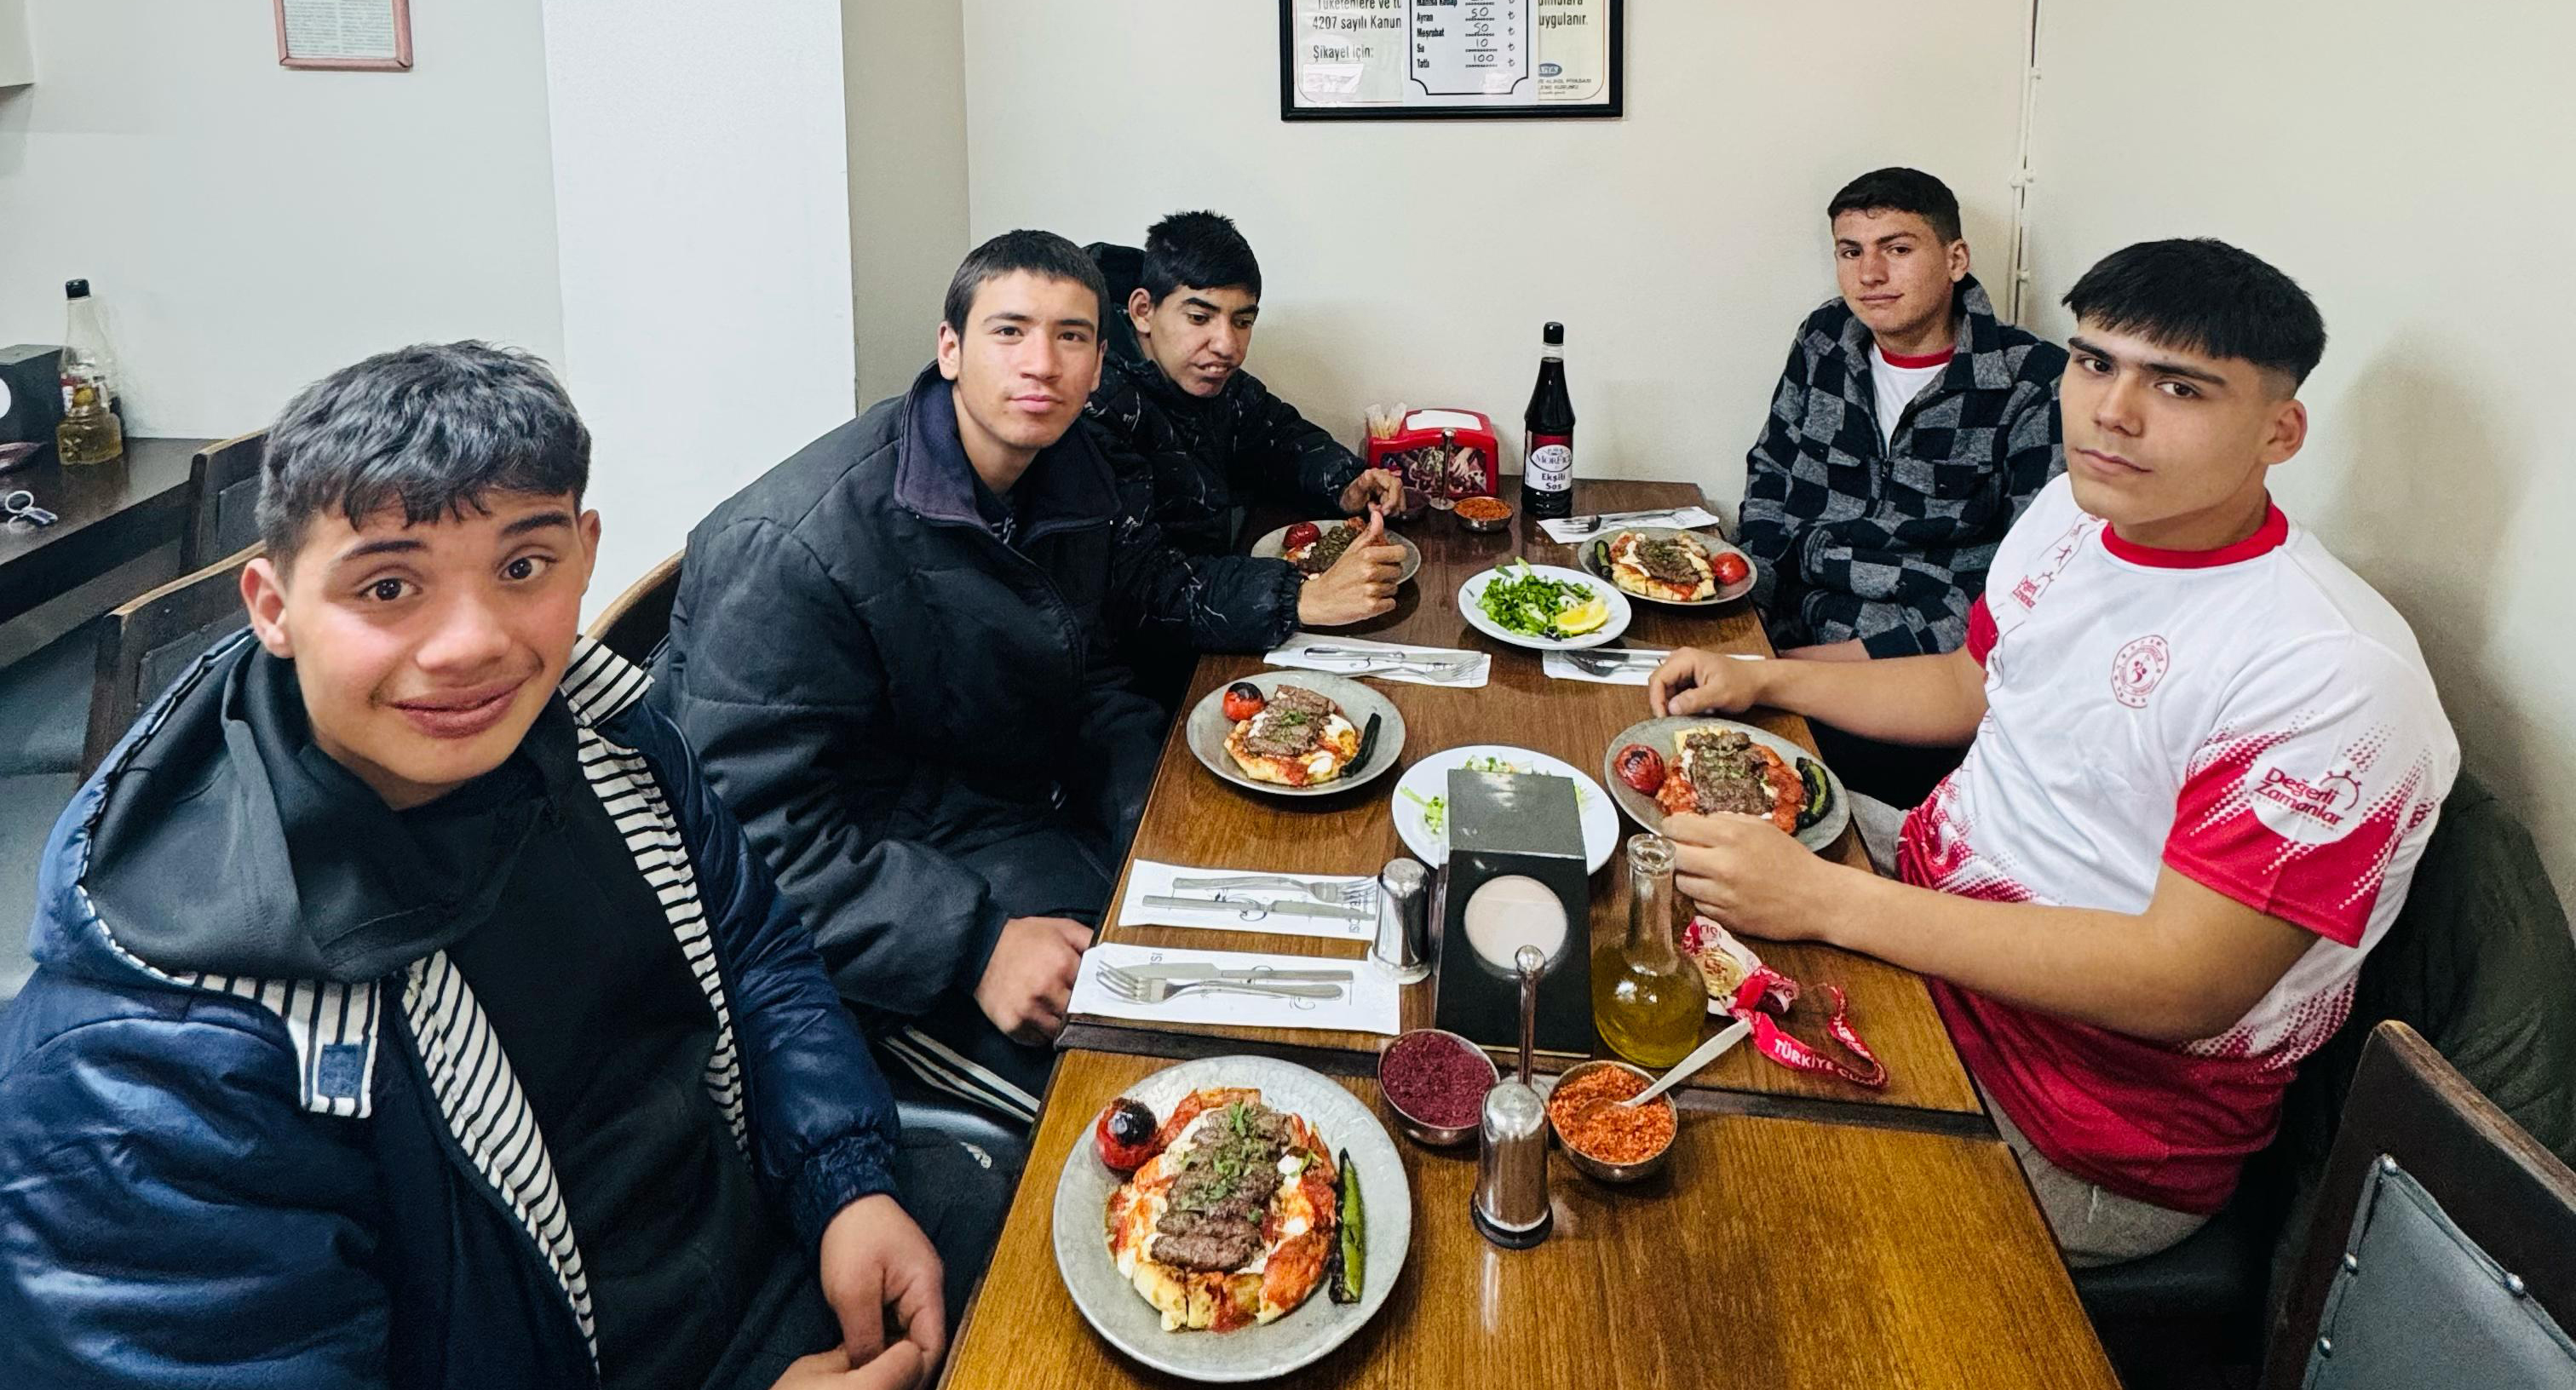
[1377,1028,1499,1147]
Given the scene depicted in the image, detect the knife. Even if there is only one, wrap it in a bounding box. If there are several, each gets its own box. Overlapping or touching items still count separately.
[1142,894,1374,922]
[1113,964,1357,983]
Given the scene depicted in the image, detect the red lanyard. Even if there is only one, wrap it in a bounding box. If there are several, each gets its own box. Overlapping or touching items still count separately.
[1725,967,1888,1089]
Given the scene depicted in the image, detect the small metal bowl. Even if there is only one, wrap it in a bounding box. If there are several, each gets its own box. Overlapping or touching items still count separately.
[1377,1027,1500,1148]
[1453,497,1515,533]
[1546,1059,1676,1182]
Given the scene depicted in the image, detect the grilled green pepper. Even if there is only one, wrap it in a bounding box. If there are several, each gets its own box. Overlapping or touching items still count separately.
[1795,757,1831,831]
[1330,1147,1363,1304]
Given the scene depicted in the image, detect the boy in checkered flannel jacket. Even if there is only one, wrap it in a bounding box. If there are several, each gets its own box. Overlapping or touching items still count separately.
[1739,168,2067,659]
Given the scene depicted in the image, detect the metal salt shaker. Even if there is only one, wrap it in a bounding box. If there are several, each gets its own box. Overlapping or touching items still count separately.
[1371,858,1432,983]
[1472,944,1554,1248]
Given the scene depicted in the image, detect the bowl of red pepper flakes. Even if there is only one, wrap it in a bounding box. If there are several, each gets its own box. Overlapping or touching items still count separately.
[1377,1028,1500,1148]
[1545,1060,1677,1182]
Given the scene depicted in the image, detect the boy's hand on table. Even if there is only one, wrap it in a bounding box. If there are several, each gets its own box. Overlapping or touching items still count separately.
[976,916,1090,1043]
[1665,811,1849,944]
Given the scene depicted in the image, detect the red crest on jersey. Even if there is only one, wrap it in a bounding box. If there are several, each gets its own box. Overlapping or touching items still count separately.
[2111,635,2171,708]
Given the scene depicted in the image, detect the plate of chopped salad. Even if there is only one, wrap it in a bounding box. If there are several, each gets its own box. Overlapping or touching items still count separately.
[1458,560,1631,651]
[1389,744,1618,874]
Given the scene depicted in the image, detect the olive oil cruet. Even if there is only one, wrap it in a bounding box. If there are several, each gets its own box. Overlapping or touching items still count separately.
[1590,833,1706,1067]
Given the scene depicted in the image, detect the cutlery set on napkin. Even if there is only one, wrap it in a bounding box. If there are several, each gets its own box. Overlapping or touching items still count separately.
[1541,646,1670,686]
[1080,863,1405,1031]
[1263,632,1491,688]
[1069,941,1403,1034]
[1535,504,1727,544]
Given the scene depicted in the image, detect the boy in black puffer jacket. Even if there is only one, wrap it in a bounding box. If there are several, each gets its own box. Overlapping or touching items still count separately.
[1085,212,1407,699]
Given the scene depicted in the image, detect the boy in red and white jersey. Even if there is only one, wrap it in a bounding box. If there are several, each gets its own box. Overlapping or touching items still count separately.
[1647,239,2458,1264]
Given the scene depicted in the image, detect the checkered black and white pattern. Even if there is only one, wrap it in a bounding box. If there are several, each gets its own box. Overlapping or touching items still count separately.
[1738,275,2067,657]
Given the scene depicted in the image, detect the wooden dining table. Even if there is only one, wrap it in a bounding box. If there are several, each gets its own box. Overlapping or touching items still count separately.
[0,437,210,663]
[1064,478,1979,1128]
[935,477,2121,1389]
[941,1049,2119,1390]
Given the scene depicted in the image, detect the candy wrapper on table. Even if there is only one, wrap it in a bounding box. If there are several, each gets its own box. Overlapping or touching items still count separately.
[1363,405,1498,502]
[1683,916,1888,1088]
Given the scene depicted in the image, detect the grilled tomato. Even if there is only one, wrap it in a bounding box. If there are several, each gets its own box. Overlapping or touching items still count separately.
[1613,744,1667,795]
[1711,551,1751,587]
[1283,521,1324,554]
[1222,681,1267,723]
[1095,1097,1161,1174]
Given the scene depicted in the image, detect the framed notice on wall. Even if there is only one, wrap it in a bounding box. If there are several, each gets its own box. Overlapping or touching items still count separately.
[1280,0,1620,121]
[276,0,413,72]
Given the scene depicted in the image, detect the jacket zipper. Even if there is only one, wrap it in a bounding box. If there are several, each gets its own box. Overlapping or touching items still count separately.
[914,510,1101,691]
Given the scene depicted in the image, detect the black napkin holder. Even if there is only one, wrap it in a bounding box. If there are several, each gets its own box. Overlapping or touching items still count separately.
[1431,768,1596,1057]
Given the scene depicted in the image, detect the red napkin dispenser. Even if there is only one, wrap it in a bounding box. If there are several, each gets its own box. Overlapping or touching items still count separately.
[1366,408,1499,500]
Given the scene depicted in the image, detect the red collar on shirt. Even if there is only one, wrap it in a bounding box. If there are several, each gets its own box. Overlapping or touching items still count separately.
[2099,499,2290,569]
[1877,344,1957,370]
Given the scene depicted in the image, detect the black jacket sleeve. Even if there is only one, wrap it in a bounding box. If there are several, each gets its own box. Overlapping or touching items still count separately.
[1094,419,1305,653]
[630,698,902,1247]
[656,516,1009,1022]
[1228,369,1362,514]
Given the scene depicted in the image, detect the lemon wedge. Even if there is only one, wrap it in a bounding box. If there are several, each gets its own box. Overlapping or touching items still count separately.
[1557,594,1610,635]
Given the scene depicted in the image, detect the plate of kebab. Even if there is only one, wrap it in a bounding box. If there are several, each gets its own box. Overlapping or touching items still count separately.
[1186,671,1406,798]
[1054,1055,1412,1381]
[1578,527,1756,607]
[1600,716,1849,853]
[1249,518,1422,589]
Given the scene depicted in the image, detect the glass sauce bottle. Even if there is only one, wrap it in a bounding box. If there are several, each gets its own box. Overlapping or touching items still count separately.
[1591,833,1706,1067]
[1519,321,1574,520]
[56,279,124,466]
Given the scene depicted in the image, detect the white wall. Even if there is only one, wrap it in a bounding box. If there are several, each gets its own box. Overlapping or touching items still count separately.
[2025,1,2576,911]
[540,0,859,609]
[0,0,34,89]
[0,0,563,437]
[959,0,2033,497]
[846,0,969,408]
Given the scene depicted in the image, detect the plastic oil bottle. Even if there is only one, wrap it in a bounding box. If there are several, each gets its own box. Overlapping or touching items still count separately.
[1591,832,1708,1067]
[56,279,124,465]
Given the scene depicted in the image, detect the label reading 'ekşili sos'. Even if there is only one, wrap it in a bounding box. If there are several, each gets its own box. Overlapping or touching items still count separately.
[1525,436,1573,492]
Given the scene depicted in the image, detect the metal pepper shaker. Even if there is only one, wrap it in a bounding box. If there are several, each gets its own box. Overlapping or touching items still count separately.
[1371,858,1432,983]
[1472,944,1554,1248]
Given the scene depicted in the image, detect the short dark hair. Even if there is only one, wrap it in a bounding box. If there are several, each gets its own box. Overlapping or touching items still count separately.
[256,342,589,562]
[941,229,1111,336]
[2062,238,2328,387]
[1140,210,1262,305]
[1826,167,1963,244]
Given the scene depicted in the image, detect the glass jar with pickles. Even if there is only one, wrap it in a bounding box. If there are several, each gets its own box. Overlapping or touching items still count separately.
[1590,832,1707,1067]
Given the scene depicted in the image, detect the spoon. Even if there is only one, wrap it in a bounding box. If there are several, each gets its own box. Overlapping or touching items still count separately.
[1622,1020,1753,1108]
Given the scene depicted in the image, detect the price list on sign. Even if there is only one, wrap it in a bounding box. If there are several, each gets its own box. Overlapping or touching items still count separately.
[1280,0,1620,119]
[1412,0,1527,95]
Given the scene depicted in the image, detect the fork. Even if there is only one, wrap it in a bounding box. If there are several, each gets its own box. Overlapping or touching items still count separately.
[1563,648,1670,677]
[1097,971,1344,1005]
[1170,875,1377,906]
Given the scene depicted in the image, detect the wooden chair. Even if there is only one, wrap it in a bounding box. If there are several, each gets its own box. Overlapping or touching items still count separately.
[183,430,267,572]
[80,544,260,776]
[2260,1020,2576,1387]
[586,549,683,666]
